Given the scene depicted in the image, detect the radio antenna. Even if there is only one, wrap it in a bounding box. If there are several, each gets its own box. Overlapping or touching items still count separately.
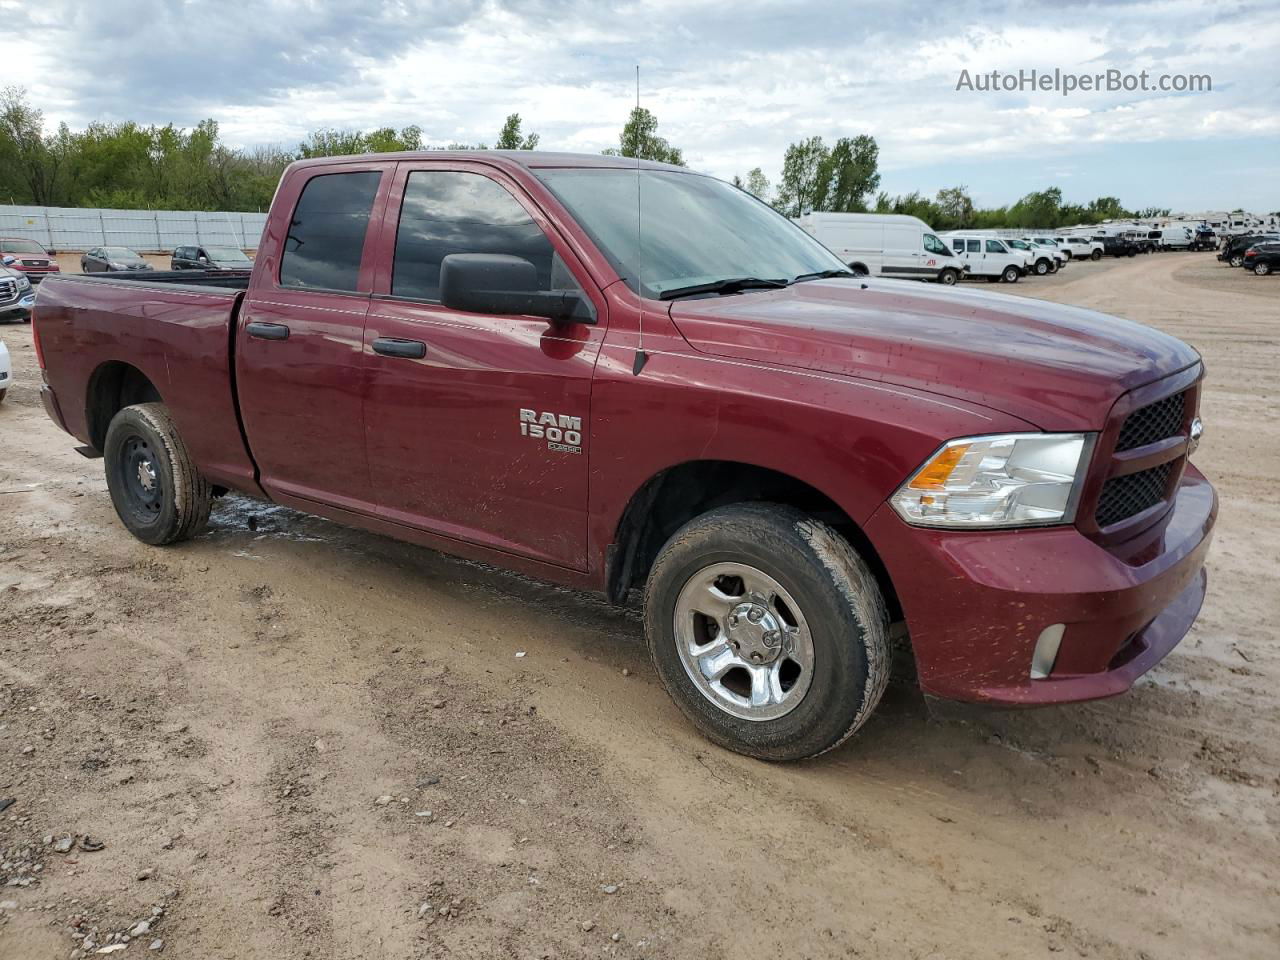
[632,63,648,376]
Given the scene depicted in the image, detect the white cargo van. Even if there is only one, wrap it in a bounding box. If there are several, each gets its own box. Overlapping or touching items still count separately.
[1156,226,1193,250]
[794,213,967,285]
[939,234,1026,283]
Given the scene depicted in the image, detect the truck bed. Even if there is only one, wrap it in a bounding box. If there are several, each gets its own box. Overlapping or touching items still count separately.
[33,272,260,495]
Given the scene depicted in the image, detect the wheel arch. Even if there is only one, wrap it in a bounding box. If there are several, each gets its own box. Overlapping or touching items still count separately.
[604,458,900,620]
[85,360,164,451]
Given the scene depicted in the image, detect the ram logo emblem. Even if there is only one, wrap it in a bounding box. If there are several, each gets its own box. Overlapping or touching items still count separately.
[519,409,583,454]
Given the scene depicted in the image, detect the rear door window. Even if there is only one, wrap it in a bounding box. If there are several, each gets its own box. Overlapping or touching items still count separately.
[280,170,383,292]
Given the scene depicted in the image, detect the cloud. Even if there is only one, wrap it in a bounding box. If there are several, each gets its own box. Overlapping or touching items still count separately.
[4,0,1276,208]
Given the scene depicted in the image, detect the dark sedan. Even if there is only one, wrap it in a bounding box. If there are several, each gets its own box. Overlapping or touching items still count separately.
[171,244,253,270]
[81,246,154,273]
[1243,241,1280,276]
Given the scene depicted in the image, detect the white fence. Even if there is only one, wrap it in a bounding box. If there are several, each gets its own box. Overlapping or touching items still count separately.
[0,205,267,253]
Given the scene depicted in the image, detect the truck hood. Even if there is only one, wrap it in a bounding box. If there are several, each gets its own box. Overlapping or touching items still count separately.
[667,278,1201,429]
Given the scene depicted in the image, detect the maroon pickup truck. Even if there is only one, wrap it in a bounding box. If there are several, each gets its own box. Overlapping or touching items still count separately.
[32,151,1216,760]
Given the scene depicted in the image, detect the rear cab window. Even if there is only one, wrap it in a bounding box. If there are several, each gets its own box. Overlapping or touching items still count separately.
[280,170,383,292]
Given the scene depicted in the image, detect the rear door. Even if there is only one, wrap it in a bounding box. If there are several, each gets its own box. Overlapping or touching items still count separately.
[236,161,394,513]
[361,160,606,570]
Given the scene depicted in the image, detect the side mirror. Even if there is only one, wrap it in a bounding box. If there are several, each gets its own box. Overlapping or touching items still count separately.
[439,253,595,324]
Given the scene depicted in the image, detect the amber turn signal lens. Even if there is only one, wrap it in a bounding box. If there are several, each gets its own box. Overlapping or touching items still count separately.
[909,443,970,490]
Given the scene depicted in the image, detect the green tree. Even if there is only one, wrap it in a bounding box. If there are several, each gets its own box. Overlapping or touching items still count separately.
[821,135,879,212]
[933,185,974,230]
[745,167,770,201]
[602,107,684,165]
[774,136,829,217]
[1007,187,1065,228]
[364,125,424,152]
[494,113,539,150]
[1086,196,1130,221]
[0,87,62,204]
[297,128,369,159]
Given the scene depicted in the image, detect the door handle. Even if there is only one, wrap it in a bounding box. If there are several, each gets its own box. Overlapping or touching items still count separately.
[373,337,427,359]
[246,321,290,341]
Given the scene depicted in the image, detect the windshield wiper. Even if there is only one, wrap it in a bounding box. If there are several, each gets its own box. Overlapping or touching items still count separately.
[658,276,789,301]
[791,269,858,283]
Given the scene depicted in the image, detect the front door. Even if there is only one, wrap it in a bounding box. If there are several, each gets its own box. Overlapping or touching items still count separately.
[236,162,393,513]
[362,161,605,570]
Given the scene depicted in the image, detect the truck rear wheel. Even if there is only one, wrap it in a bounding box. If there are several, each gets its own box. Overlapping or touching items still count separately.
[644,503,890,761]
[103,403,212,545]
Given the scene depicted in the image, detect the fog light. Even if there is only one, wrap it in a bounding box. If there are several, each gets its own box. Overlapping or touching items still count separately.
[1030,624,1065,679]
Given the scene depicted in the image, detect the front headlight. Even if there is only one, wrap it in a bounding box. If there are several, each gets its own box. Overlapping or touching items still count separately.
[17,276,31,290]
[891,433,1093,528]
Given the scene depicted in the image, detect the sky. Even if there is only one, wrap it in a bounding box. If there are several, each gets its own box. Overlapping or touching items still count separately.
[3,0,1277,213]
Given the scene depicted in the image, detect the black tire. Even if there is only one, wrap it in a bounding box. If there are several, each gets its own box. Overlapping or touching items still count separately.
[644,503,890,761]
[1230,255,1244,268]
[1002,265,1020,283]
[1127,248,1137,258]
[1048,260,1059,273]
[103,402,212,545]
[1256,263,1273,276]
[1034,258,1050,275]
[938,268,959,286]
[0,389,6,403]
[1090,249,1102,261]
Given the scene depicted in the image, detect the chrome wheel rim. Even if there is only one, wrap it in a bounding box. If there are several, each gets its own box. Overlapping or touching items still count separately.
[673,562,815,722]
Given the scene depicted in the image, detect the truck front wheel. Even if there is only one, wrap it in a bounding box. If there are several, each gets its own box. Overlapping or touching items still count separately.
[103,403,212,545]
[938,268,960,285]
[1091,249,1102,261]
[644,503,890,761]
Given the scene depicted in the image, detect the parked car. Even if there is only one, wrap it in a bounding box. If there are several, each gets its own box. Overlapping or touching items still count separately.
[33,150,1217,761]
[1242,241,1280,275]
[1093,234,1140,257]
[171,245,253,271]
[1006,239,1057,275]
[0,237,61,283]
[1219,233,1279,267]
[1190,226,1217,251]
[81,246,154,273]
[794,213,967,285]
[1055,236,1104,261]
[938,234,1026,282]
[1,262,36,323]
[1025,236,1072,261]
[0,337,9,403]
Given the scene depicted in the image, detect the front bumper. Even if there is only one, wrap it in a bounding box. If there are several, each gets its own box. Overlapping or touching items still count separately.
[865,465,1216,705]
[0,293,36,319]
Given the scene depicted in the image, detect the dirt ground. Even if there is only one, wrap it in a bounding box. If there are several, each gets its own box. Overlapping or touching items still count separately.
[1,252,1277,959]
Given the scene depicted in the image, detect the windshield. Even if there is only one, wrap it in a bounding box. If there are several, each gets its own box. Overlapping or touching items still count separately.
[1008,240,1031,250]
[205,246,249,261]
[103,247,138,258]
[1,239,47,255]
[535,169,847,297]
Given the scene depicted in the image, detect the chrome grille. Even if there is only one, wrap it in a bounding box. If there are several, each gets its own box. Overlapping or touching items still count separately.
[0,277,16,302]
[1115,391,1186,451]
[1095,462,1175,527]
